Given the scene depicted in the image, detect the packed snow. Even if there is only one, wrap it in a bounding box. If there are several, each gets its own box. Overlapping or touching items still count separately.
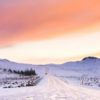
[0,75,100,100]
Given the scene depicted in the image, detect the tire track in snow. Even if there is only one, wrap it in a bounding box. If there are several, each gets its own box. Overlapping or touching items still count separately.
[0,75,100,100]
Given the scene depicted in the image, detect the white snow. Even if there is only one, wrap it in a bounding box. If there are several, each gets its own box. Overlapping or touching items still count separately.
[0,59,45,77]
[0,75,100,100]
[0,57,100,100]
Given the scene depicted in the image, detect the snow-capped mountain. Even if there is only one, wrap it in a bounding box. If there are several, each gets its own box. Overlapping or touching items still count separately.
[0,56,100,76]
[46,57,100,76]
[58,57,100,69]
[0,59,45,77]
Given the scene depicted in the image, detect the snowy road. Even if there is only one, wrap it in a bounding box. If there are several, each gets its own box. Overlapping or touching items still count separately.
[0,75,100,100]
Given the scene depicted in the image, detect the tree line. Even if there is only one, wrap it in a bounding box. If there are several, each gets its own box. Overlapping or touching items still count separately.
[3,68,36,76]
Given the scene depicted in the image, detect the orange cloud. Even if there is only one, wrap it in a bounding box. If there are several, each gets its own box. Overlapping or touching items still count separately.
[0,0,100,47]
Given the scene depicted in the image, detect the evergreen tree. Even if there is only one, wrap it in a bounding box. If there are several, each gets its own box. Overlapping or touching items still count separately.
[8,69,12,73]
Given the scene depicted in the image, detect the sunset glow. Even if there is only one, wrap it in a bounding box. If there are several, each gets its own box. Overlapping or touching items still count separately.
[0,0,100,64]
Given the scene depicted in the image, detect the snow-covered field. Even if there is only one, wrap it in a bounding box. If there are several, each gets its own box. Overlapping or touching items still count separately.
[46,57,100,90]
[0,57,100,100]
[0,75,100,100]
[0,59,45,89]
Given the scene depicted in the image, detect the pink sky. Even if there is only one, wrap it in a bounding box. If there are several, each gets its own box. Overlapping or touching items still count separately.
[0,0,100,64]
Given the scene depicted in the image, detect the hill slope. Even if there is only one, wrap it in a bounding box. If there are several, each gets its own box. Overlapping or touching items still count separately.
[46,57,100,76]
[0,59,45,77]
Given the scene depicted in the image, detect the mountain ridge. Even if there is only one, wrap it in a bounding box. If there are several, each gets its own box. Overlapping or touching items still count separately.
[0,56,100,66]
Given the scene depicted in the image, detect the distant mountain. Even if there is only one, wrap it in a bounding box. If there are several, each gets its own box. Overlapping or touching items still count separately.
[0,59,45,77]
[0,56,100,76]
[82,56,98,61]
[50,57,100,76]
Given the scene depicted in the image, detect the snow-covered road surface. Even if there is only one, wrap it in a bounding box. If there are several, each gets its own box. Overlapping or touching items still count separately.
[0,75,100,100]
